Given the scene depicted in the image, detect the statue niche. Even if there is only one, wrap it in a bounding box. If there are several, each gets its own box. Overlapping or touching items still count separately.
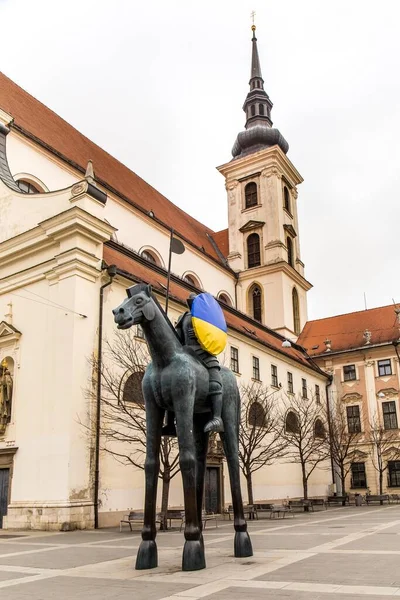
[0,357,13,435]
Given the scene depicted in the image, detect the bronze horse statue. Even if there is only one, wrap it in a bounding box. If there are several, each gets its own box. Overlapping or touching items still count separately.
[113,283,252,571]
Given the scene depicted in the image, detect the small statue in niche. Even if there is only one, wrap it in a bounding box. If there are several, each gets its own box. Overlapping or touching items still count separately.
[0,358,13,435]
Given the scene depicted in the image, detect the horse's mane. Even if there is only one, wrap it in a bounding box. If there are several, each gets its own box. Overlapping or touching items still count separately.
[127,283,183,343]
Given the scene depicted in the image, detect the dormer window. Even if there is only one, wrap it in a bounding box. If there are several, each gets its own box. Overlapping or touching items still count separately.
[17,179,41,194]
[244,182,258,209]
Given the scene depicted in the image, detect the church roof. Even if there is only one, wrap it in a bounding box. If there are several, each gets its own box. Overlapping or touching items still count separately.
[104,241,326,375]
[0,71,229,268]
[298,304,400,356]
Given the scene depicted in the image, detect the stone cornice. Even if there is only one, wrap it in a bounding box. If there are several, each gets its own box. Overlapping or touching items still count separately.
[217,146,303,188]
[238,260,313,291]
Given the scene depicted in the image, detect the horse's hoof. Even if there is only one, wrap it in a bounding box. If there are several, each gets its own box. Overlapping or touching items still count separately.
[135,540,158,570]
[234,531,253,558]
[182,539,206,571]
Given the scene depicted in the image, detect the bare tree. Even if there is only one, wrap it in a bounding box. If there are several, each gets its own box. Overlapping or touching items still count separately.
[369,415,400,500]
[85,330,180,529]
[324,399,363,502]
[281,393,329,500]
[238,383,288,505]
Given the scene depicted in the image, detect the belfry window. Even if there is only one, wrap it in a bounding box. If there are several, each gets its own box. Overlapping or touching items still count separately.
[259,104,265,116]
[244,182,258,208]
[249,284,262,322]
[251,105,256,116]
[247,233,261,268]
[284,186,291,213]
[292,288,300,335]
[287,236,294,267]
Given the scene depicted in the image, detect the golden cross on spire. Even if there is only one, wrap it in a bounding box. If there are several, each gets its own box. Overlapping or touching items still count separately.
[251,10,256,31]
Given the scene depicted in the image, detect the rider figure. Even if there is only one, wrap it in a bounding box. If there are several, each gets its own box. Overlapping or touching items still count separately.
[162,294,224,436]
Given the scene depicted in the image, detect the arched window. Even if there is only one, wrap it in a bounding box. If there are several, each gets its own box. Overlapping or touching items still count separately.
[247,233,261,268]
[122,371,144,405]
[141,250,157,264]
[287,236,294,267]
[17,179,41,194]
[259,104,265,116]
[244,182,258,209]
[286,410,300,434]
[249,284,262,322]
[251,105,256,116]
[183,273,200,288]
[314,419,326,439]
[248,402,266,427]
[284,186,291,212]
[218,293,232,307]
[292,288,300,335]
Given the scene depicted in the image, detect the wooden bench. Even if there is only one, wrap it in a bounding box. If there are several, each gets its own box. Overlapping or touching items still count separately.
[253,503,274,518]
[120,511,162,532]
[327,495,349,507]
[288,499,314,511]
[390,494,400,504]
[226,504,256,520]
[269,504,294,519]
[365,494,390,505]
[180,510,218,531]
[309,498,328,510]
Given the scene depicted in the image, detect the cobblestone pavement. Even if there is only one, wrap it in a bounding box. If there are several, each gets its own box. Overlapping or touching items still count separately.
[1,505,400,599]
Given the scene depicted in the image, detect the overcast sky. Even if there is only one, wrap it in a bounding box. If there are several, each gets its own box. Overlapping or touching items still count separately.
[1,0,399,322]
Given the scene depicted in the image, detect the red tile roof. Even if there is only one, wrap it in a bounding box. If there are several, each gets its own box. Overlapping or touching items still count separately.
[104,243,325,373]
[213,229,229,256]
[0,72,227,266]
[298,304,400,356]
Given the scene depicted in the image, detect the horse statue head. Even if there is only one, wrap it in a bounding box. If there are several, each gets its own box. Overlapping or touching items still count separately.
[112,283,156,330]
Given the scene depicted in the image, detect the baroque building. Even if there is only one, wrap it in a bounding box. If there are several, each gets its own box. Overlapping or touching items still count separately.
[0,26,329,530]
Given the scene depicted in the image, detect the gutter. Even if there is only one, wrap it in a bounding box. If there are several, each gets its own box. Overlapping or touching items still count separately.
[94,264,116,529]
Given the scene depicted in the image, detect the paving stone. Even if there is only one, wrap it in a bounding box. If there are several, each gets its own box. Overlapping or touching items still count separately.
[0,543,59,556]
[207,589,396,600]
[0,546,136,569]
[0,570,30,581]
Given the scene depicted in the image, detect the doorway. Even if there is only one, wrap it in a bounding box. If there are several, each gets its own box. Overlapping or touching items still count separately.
[0,468,10,528]
[204,466,221,514]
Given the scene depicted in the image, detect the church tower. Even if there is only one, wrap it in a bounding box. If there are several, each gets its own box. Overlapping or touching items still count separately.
[217,24,312,340]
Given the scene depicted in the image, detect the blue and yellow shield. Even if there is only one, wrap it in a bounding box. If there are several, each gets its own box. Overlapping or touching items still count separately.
[191,293,227,356]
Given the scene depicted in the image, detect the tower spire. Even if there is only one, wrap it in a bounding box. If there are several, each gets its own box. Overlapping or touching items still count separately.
[231,22,289,158]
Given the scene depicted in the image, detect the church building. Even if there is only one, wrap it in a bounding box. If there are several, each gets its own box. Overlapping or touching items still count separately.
[0,26,330,530]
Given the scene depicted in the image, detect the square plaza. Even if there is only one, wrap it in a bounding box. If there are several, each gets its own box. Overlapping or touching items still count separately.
[1,505,400,599]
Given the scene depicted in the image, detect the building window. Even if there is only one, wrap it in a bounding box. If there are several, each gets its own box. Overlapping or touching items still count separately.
[259,104,265,115]
[314,418,325,438]
[302,378,308,399]
[271,365,278,387]
[388,461,400,487]
[287,371,294,394]
[315,384,321,404]
[346,405,361,433]
[250,284,262,322]
[284,186,291,213]
[251,105,255,116]
[351,462,367,488]
[378,359,392,377]
[247,233,261,268]
[218,293,232,306]
[286,410,300,434]
[292,287,300,335]
[244,182,258,209]
[252,356,260,381]
[248,401,266,427]
[17,179,41,194]
[287,236,294,267]
[122,372,144,405]
[343,364,356,381]
[183,273,200,288]
[230,347,239,373]
[135,324,145,339]
[141,250,158,264]
[383,401,398,430]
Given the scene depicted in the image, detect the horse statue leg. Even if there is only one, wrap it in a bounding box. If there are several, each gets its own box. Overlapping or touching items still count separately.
[193,413,210,548]
[221,387,253,558]
[175,398,206,571]
[135,384,164,570]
